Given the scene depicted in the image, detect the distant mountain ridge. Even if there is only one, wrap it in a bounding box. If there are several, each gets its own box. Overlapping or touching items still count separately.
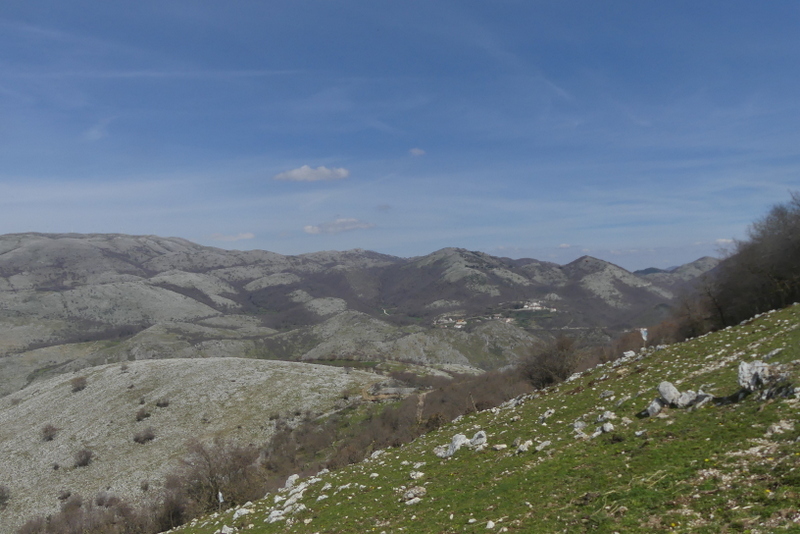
[0,233,719,396]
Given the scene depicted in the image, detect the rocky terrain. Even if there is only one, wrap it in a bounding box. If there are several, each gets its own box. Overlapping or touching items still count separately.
[0,233,717,398]
[0,358,380,533]
[167,303,800,533]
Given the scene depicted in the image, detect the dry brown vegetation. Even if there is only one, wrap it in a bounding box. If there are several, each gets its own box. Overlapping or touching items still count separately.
[642,192,800,345]
[69,376,87,393]
[41,424,58,442]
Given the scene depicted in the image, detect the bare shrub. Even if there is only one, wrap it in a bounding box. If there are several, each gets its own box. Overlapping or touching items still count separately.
[0,484,10,508]
[136,407,151,421]
[17,491,151,534]
[74,448,94,467]
[15,516,46,534]
[133,427,155,444]
[155,398,170,408]
[518,335,582,389]
[95,491,119,508]
[42,423,58,442]
[176,439,265,513]
[70,376,88,393]
[152,475,189,532]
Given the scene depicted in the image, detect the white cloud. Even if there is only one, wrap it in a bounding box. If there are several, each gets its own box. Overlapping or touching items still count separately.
[715,238,734,244]
[210,232,255,242]
[558,243,571,249]
[409,147,426,157]
[303,218,375,235]
[273,165,350,182]
[84,117,115,141]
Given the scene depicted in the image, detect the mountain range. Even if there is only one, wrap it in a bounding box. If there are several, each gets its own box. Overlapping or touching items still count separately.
[0,232,718,398]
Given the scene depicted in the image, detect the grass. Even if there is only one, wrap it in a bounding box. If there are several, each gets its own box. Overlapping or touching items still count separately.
[171,304,800,533]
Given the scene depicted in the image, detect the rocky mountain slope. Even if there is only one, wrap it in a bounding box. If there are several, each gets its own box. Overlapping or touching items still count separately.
[0,358,380,533]
[168,303,800,533]
[0,233,717,397]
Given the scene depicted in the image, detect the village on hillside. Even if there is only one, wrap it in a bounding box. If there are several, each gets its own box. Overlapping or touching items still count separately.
[433,299,558,329]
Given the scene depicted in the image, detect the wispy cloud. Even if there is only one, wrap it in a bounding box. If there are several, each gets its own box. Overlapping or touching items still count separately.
[304,218,374,235]
[210,232,255,242]
[274,165,350,182]
[409,147,426,157]
[84,117,116,141]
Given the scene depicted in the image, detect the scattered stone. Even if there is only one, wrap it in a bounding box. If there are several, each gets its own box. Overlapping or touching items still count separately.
[492,444,508,451]
[487,520,496,529]
[535,440,551,452]
[738,360,783,391]
[470,430,487,448]
[516,440,533,453]
[676,390,698,408]
[402,486,427,504]
[283,474,300,490]
[232,507,252,520]
[766,420,794,437]
[409,471,424,480]
[596,411,617,423]
[434,433,471,458]
[638,398,665,418]
[538,409,555,424]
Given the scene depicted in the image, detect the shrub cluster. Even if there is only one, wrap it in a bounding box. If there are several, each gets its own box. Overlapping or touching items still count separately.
[0,484,10,508]
[41,424,58,442]
[643,192,800,343]
[73,448,93,468]
[133,427,155,444]
[70,376,87,393]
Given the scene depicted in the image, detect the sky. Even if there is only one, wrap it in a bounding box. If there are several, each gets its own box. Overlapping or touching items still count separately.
[1,1,799,271]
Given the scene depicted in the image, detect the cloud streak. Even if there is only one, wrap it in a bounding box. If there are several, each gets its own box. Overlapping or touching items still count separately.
[210,232,255,242]
[273,165,350,182]
[304,218,375,235]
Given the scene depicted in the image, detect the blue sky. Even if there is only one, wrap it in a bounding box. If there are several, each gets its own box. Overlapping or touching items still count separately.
[1,1,798,270]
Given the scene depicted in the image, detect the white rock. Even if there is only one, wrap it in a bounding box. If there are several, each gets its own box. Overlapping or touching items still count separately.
[487,520,496,528]
[676,390,698,408]
[435,433,471,458]
[232,508,252,520]
[470,430,487,448]
[516,439,533,453]
[535,440,551,452]
[409,471,424,480]
[738,360,782,391]
[658,382,681,405]
[283,474,300,490]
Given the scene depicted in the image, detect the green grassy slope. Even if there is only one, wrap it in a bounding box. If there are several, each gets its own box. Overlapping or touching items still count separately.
[172,304,800,534]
